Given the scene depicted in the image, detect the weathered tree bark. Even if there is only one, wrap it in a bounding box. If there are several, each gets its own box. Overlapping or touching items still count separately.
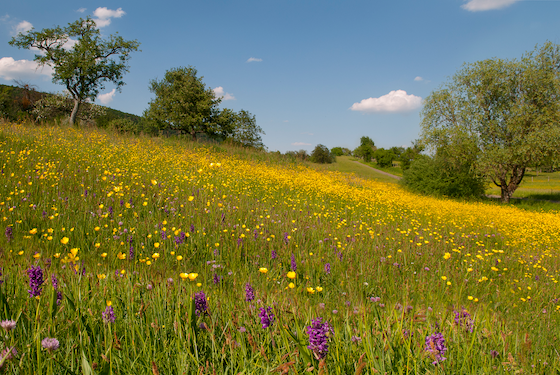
[497,166,525,203]
[70,99,81,125]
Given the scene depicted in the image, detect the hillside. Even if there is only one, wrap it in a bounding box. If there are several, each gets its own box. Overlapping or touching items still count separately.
[0,83,141,124]
[0,122,559,373]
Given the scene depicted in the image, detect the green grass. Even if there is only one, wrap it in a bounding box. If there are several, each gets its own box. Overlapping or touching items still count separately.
[310,156,400,183]
[350,158,404,177]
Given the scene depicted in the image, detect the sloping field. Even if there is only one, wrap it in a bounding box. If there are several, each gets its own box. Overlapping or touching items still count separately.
[1,122,559,374]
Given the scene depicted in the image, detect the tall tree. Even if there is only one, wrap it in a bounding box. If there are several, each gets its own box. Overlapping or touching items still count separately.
[9,17,140,125]
[229,110,266,149]
[421,42,560,203]
[144,66,234,140]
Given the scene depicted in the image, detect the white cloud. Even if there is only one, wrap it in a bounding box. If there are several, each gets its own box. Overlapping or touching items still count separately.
[93,7,125,28]
[14,20,33,34]
[291,142,311,146]
[77,8,87,13]
[0,57,53,80]
[213,86,235,101]
[97,89,116,105]
[414,76,424,82]
[462,0,521,11]
[350,90,422,113]
[246,57,262,63]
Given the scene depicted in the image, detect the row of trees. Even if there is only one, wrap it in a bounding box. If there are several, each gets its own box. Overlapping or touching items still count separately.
[9,17,265,149]
[330,136,424,170]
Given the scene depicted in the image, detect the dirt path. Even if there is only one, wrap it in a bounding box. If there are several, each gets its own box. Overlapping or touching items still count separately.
[351,160,402,180]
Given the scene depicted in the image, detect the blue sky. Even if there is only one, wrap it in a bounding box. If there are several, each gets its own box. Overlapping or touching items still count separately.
[1,0,559,152]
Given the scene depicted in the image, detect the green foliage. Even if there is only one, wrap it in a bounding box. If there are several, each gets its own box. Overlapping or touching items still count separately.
[374,148,396,168]
[360,136,375,148]
[331,147,352,157]
[144,66,235,141]
[399,142,424,171]
[32,92,106,124]
[9,17,140,125]
[310,144,334,164]
[0,84,44,121]
[401,154,486,198]
[330,147,344,157]
[285,149,309,161]
[353,144,374,162]
[421,41,560,202]
[228,110,266,149]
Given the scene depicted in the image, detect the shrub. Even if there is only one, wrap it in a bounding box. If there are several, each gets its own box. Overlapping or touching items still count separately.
[311,144,334,164]
[374,149,395,168]
[401,155,486,198]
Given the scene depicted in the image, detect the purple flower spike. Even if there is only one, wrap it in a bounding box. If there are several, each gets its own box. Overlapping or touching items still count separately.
[102,306,115,324]
[194,291,208,316]
[290,253,297,272]
[27,265,44,298]
[259,307,275,329]
[245,283,255,302]
[4,226,13,242]
[306,317,333,359]
[425,332,447,365]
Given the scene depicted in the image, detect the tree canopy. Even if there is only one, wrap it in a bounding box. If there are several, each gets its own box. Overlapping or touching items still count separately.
[229,110,266,149]
[144,66,235,140]
[421,42,560,202]
[9,17,140,125]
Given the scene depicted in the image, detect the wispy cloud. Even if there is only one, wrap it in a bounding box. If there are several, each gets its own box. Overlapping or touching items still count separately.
[97,89,116,105]
[350,90,422,113]
[0,57,53,80]
[462,0,521,12]
[93,7,125,28]
[14,20,33,35]
[291,142,311,146]
[414,76,424,82]
[246,57,262,63]
[77,8,87,13]
[213,86,236,101]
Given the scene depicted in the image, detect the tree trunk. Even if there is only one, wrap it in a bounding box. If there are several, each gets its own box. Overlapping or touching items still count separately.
[70,99,81,126]
[499,166,525,203]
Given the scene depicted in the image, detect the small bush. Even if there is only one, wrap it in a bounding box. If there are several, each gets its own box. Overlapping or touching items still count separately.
[401,155,485,198]
[311,144,334,164]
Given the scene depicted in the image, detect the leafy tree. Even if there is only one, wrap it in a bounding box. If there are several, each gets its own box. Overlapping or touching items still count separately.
[311,144,334,164]
[399,141,424,171]
[9,17,140,125]
[374,148,396,168]
[353,144,374,162]
[331,147,344,157]
[360,136,375,148]
[421,42,560,203]
[229,110,266,149]
[354,136,376,162]
[144,66,235,140]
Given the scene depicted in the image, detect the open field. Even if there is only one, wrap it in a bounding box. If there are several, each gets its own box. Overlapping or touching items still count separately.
[310,156,400,183]
[1,122,560,374]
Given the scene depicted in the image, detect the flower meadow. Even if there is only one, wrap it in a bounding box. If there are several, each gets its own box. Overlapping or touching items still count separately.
[0,122,559,374]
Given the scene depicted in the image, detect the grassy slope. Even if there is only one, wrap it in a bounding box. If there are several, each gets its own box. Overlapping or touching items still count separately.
[309,156,400,183]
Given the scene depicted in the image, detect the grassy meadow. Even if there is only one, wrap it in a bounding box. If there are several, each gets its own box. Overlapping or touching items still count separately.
[1,122,560,374]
